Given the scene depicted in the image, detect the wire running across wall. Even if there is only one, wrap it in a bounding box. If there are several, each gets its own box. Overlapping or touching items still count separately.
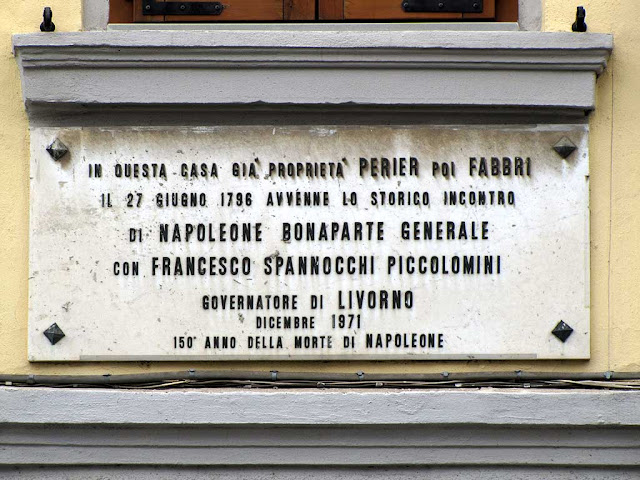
[2,370,640,390]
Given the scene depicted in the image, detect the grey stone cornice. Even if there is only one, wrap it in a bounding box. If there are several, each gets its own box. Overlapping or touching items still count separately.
[0,387,637,426]
[0,388,639,470]
[13,30,612,118]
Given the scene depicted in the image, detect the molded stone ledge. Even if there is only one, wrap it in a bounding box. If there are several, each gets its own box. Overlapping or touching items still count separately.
[1,387,638,426]
[12,30,611,119]
[0,388,639,470]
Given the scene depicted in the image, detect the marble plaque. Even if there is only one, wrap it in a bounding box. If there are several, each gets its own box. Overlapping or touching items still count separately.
[28,126,590,361]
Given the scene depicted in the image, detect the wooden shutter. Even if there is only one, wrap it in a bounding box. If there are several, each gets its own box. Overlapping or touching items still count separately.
[109,0,517,23]
[343,0,503,21]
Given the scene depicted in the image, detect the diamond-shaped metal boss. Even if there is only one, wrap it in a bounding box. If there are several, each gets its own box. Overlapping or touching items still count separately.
[553,137,577,159]
[43,323,65,345]
[551,321,574,343]
[46,138,69,161]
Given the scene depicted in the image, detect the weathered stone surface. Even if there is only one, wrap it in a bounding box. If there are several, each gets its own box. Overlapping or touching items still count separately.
[28,126,589,361]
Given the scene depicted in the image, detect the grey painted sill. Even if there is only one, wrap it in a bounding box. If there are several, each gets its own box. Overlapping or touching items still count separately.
[0,388,639,470]
[13,30,612,120]
[2,387,638,426]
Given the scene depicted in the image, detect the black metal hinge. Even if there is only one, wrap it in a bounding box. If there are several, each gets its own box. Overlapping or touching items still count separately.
[143,0,224,15]
[402,0,483,13]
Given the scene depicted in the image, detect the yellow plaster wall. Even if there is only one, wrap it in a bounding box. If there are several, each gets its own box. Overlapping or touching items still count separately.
[545,0,640,372]
[0,1,631,375]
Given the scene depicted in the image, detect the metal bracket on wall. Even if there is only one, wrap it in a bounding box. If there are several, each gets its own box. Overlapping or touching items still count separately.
[401,0,482,13]
[143,0,224,15]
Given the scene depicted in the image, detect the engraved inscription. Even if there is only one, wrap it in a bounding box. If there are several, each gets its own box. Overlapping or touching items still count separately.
[28,126,590,361]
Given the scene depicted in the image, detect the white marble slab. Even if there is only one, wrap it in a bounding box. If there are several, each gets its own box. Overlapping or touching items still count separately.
[28,126,589,360]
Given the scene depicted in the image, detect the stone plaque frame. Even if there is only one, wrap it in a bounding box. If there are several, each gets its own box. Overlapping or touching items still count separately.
[28,125,589,361]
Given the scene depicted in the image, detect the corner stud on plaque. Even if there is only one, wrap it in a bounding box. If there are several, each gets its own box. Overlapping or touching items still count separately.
[552,137,577,159]
[551,321,574,343]
[46,138,69,161]
[43,323,65,345]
